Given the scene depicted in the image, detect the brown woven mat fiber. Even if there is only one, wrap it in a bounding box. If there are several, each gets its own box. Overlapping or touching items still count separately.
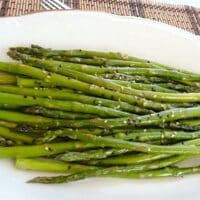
[0,0,199,35]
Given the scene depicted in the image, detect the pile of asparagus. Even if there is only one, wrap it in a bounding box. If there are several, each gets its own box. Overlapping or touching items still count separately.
[0,45,200,184]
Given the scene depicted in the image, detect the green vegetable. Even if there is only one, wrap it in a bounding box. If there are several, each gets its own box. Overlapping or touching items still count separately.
[16,158,97,173]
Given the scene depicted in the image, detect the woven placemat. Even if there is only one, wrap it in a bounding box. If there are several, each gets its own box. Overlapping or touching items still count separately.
[0,0,199,35]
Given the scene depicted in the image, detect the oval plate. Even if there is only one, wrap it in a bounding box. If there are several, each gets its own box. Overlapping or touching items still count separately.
[0,11,200,200]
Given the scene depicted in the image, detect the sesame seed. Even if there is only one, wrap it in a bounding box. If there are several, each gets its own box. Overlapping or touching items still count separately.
[56,121,60,126]
[115,105,121,109]
[171,134,175,138]
[45,146,50,151]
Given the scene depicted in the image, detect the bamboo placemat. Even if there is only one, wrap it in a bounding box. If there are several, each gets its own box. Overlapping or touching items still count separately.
[0,0,199,35]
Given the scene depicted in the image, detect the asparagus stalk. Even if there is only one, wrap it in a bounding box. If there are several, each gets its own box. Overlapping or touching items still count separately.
[28,164,200,184]
[48,130,200,155]
[14,106,200,130]
[15,45,196,75]
[37,127,200,144]
[0,110,70,130]
[87,131,200,166]
[12,45,146,62]
[29,45,198,75]
[38,106,200,129]
[101,73,168,83]
[24,106,98,119]
[13,45,197,75]
[17,77,55,88]
[0,142,95,158]
[111,129,200,142]
[11,52,200,86]
[0,72,17,84]
[16,158,97,173]
[112,80,176,93]
[0,61,165,111]
[0,137,17,146]
[57,148,130,162]
[50,56,154,68]
[0,126,33,144]
[0,85,143,114]
[86,153,171,166]
[158,83,200,93]
[13,46,157,67]
[0,120,17,129]
[0,92,131,118]
[42,67,200,103]
[0,109,54,124]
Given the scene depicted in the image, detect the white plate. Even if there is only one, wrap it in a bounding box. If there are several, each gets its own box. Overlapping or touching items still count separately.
[0,11,200,200]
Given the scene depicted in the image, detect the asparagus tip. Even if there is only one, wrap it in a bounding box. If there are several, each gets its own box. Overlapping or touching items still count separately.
[27,175,67,184]
[31,44,43,49]
[7,50,21,60]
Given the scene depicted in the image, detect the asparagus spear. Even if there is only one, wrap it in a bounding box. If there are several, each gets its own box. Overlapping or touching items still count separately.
[111,129,200,142]
[0,61,166,111]
[50,56,154,68]
[0,72,17,84]
[16,158,97,173]
[37,127,200,144]
[17,77,56,88]
[86,153,170,166]
[46,130,200,155]
[158,83,200,93]
[101,73,168,83]
[57,148,130,162]
[0,137,17,146]
[0,109,54,124]
[0,120,17,129]
[41,67,200,103]
[0,85,144,114]
[0,142,95,158]
[28,164,200,184]
[0,126,33,144]
[0,110,72,130]
[12,45,146,62]
[13,46,158,67]
[29,45,199,75]
[24,106,97,119]
[0,92,131,118]
[11,52,200,86]
[14,106,200,130]
[13,45,197,75]
[14,45,196,75]
[112,80,176,93]
[87,131,200,166]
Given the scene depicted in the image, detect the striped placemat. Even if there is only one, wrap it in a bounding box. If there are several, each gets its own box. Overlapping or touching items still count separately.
[0,0,199,35]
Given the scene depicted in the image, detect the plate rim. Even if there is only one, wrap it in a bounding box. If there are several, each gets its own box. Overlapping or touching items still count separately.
[0,10,199,40]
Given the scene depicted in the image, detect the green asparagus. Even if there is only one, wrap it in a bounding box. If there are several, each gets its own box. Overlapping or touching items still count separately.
[16,158,97,173]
